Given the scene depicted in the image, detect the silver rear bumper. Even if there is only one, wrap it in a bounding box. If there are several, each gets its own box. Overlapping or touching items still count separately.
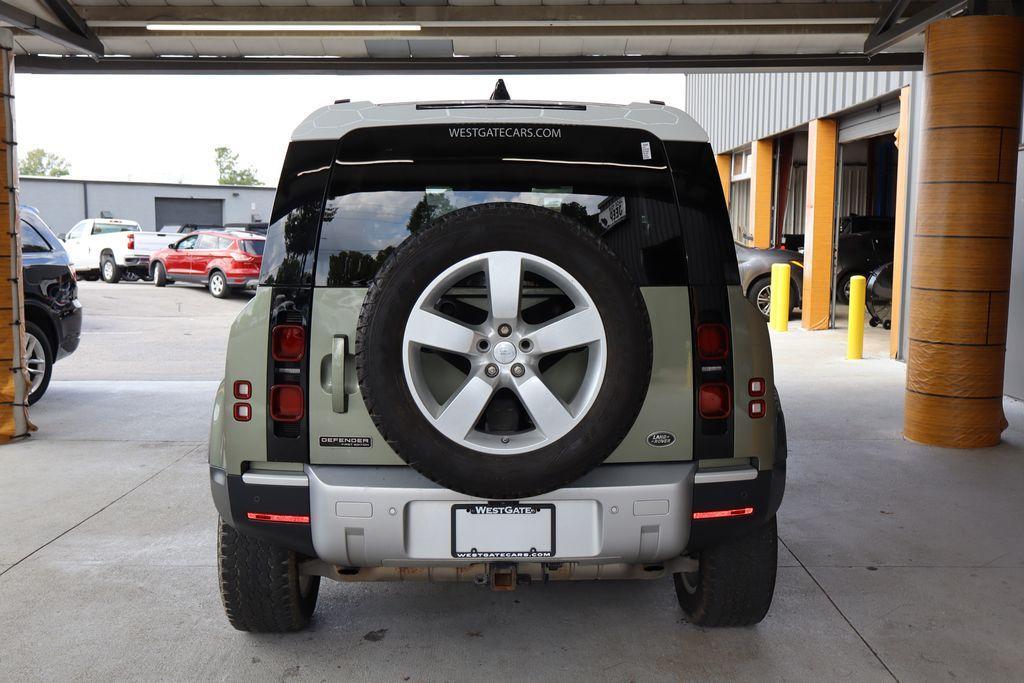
[304,463,697,567]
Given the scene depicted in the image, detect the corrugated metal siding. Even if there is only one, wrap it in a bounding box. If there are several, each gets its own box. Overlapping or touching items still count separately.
[687,71,916,153]
[839,165,869,217]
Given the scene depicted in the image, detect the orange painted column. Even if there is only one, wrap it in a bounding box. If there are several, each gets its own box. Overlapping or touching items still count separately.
[0,37,29,441]
[904,15,1024,447]
[800,119,837,331]
[748,139,773,249]
[889,86,912,359]
[715,153,731,208]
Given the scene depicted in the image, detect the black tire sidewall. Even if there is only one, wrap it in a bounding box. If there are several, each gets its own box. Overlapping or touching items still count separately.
[357,203,653,499]
[25,321,53,405]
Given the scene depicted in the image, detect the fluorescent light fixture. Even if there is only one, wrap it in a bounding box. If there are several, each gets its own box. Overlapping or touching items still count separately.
[146,23,421,32]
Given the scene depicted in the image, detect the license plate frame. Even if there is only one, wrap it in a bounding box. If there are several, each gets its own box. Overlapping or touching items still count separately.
[450,503,556,559]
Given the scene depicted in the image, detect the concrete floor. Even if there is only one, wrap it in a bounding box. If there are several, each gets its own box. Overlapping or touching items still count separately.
[1,280,1022,681]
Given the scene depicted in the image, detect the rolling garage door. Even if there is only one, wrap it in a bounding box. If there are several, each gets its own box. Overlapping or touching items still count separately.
[154,197,224,230]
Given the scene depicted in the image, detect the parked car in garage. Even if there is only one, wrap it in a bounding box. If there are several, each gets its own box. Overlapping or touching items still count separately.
[735,243,804,319]
[835,215,895,303]
[59,218,180,283]
[20,207,82,404]
[210,96,786,632]
[150,231,264,298]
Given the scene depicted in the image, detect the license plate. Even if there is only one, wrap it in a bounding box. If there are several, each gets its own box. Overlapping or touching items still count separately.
[451,503,555,559]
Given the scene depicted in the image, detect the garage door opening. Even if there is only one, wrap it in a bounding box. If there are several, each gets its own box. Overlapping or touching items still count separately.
[154,197,224,232]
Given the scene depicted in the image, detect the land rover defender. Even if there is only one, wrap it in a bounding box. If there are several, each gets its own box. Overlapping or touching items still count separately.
[210,95,786,632]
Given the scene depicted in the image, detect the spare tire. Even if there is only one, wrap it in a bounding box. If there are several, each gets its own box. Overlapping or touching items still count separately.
[356,202,652,499]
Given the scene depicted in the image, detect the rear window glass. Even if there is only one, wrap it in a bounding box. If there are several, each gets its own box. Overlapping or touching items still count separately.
[241,240,265,256]
[21,222,52,252]
[313,124,687,287]
[93,222,139,235]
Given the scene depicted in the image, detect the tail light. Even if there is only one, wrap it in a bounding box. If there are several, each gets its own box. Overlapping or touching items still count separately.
[126,233,135,250]
[231,252,255,263]
[246,512,309,524]
[693,507,754,520]
[699,383,731,419]
[270,384,304,422]
[696,323,729,360]
[68,265,77,281]
[272,325,305,362]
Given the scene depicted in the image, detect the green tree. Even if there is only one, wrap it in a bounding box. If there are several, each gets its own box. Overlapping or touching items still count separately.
[19,148,70,177]
[214,146,261,186]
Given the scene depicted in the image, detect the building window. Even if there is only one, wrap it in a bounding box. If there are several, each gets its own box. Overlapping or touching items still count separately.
[730,149,751,181]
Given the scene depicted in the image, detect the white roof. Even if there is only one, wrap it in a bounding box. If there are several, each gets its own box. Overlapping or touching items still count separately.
[292,100,708,143]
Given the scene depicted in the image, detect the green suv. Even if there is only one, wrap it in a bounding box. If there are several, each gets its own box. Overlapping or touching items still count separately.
[209,96,787,632]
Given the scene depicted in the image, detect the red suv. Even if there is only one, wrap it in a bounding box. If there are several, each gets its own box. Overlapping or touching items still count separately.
[150,231,264,298]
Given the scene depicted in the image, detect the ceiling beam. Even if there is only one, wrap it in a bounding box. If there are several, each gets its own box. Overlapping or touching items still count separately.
[16,52,924,75]
[78,3,934,26]
[87,24,880,39]
[864,0,968,54]
[0,0,103,55]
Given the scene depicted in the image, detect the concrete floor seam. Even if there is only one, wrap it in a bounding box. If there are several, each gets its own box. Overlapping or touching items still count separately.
[0,443,204,579]
[779,537,900,682]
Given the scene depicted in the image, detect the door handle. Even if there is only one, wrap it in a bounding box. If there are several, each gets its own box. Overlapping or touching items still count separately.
[331,335,348,413]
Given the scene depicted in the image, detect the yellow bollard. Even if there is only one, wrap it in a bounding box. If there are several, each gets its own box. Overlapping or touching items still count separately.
[847,275,867,359]
[768,263,790,332]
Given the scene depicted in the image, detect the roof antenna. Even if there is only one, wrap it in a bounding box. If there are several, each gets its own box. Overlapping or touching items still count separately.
[490,79,511,101]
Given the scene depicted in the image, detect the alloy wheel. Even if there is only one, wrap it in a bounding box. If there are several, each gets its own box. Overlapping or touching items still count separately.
[401,250,607,454]
[25,332,47,396]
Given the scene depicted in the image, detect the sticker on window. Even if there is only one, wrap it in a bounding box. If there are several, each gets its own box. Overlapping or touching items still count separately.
[640,141,652,160]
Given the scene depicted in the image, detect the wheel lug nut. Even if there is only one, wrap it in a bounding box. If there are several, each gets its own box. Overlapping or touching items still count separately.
[497,323,512,337]
[485,364,499,378]
[511,363,525,378]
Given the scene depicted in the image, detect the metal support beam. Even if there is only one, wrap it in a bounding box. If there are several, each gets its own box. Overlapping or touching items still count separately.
[0,0,103,55]
[15,52,924,75]
[864,0,968,55]
[77,3,937,25]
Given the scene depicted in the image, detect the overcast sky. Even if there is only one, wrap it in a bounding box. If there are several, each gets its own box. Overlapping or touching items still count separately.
[14,73,685,186]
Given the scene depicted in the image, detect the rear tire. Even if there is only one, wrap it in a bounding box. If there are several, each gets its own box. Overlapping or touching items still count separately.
[217,519,320,632]
[674,516,778,627]
[208,270,229,298]
[100,254,121,283]
[746,276,793,321]
[24,321,53,405]
[153,262,168,287]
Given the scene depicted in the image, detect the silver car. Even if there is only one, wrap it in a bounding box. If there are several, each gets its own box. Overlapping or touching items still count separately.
[735,243,804,319]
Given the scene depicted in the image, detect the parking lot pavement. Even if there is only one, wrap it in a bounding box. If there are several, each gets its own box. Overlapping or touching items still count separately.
[2,283,1023,681]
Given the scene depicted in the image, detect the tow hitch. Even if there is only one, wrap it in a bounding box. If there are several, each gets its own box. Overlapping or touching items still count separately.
[489,564,518,591]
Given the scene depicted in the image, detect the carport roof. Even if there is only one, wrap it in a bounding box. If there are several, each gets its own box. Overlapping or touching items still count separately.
[3,0,1008,73]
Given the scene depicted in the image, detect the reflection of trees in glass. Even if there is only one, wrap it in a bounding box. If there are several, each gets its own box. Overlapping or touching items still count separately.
[560,201,602,234]
[406,193,454,234]
[325,245,399,287]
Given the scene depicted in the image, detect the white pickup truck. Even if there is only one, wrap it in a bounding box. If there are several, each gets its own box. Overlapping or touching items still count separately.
[59,219,181,283]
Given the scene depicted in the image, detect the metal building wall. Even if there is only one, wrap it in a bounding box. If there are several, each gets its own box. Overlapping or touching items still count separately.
[687,71,916,154]
[18,178,276,235]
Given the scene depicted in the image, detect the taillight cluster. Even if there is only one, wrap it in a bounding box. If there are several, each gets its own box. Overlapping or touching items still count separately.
[747,377,766,419]
[696,323,731,420]
[126,233,135,250]
[270,324,305,424]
